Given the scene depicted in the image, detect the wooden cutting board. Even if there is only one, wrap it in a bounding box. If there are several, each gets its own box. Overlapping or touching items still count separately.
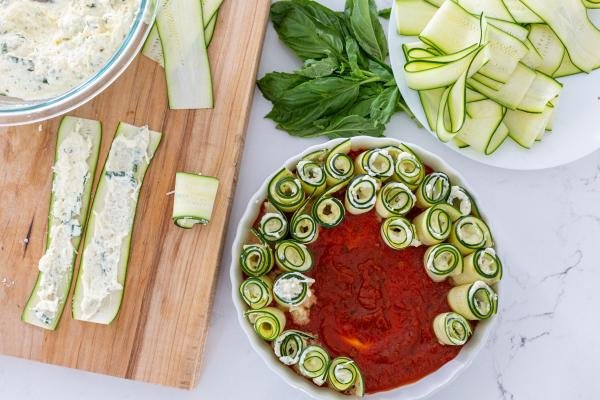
[0,0,270,389]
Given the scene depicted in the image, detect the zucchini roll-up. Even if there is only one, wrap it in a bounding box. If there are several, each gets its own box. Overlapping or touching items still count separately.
[448,281,498,320]
[240,276,273,309]
[240,230,274,277]
[296,159,326,197]
[345,175,380,215]
[413,204,460,245]
[273,272,314,307]
[393,149,425,189]
[449,216,493,255]
[354,148,395,180]
[274,330,313,366]
[381,217,419,250]
[453,248,502,285]
[423,243,463,282]
[298,345,330,386]
[290,200,319,244]
[268,167,305,212]
[433,312,472,345]
[258,202,288,242]
[375,182,416,218]
[275,240,314,273]
[447,185,478,217]
[328,357,365,397]
[416,172,452,208]
[245,307,286,341]
[325,140,354,186]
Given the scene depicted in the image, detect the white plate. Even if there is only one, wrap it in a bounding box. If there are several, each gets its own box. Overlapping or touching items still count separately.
[387,2,600,170]
[230,137,502,400]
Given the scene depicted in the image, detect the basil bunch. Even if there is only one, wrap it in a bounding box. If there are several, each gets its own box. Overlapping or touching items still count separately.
[258,0,412,139]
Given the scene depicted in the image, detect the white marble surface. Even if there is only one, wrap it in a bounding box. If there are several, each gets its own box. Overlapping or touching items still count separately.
[1,1,599,399]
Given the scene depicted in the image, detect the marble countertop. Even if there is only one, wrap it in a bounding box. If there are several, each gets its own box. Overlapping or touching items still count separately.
[1,1,599,399]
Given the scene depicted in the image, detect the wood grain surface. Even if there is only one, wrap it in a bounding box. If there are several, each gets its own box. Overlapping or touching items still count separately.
[0,0,270,389]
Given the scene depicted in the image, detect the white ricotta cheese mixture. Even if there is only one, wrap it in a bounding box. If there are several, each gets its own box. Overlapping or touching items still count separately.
[79,126,150,319]
[0,0,140,100]
[35,123,92,325]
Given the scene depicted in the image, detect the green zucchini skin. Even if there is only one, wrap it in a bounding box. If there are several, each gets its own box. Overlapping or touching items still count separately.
[22,116,102,330]
[71,123,162,325]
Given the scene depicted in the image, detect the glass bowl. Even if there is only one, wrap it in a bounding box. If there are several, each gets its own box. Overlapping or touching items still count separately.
[0,0,158,127]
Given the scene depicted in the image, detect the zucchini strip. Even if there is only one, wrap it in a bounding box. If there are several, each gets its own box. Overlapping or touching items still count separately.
[328,357,365,396]
[324,140,354,186]
[381,217,419,249]
[354,149,395,180]
[423,243,463,282]
[268,168,305,213]
[22,117,101,330]
[273,272,314,307]
[240,229,274,277]
[448,281,498,320]
[416,172,452,208]
[446,185,478,217]
[393,148,426,189]
[290,199,319,244]
[172,172,219,228]
[296,160,326,197]
[345,175,380,215]
[449,216,494,255]
[433,312,473,345]
[246,307,286,341]
[274,330,313,366]
[313,183,346,228]
[413,204,461,245]
[298,345,330,386]
[240,276,273,310]
[275,240,314,273]
[375,182,416,218]
[395,0,438,36]
[72,123,162,324]
[453,247,503,285]
[258,202,288,242]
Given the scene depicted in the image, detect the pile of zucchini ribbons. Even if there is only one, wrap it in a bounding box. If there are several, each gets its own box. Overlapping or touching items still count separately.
[397,0,600,154]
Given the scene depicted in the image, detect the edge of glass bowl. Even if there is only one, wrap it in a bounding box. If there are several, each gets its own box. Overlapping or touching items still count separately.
[0,0,158,127]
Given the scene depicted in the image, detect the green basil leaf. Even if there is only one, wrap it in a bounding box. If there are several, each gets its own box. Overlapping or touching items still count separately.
[257,72,309,102]
[345,0,388,62]
[296,56,340,78]
[319,114,385,138]
[368,59,394,82]
[378,7,391,19]
[370,86,400,126]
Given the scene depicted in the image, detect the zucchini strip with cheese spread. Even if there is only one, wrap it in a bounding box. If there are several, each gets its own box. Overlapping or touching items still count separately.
[298,345,330,386]
[449,216,493,255]
[258,202,288,242]
[448,281,498,320]
[423,243,463,282]
[22,117,101,330]
[240,276,273,310]
[72,123,162,324]
[313,183,346,228]
[290,199,319,244]
[275,240,314,273]
[172,172,219,228]
[416,172,452,208]
[376,182,416,218]
[453,247,503,285]
[240,229,274,277]
[246,307,286,341]
[446,185,479,217]
[324,139,355,186]
[381,217,419,250]
[274,330,313,366]
[433,312,473,345]
[296,159,326,196]
[345,175,380,215]
[273,272,314,307]
[268,168,305,213]
[328,357,365,397]
[354,148,395,180]
[412,204,460,245]
[392,147,426,190]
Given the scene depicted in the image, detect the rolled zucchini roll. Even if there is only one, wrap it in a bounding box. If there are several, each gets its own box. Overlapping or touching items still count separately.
[448,281,498,320]
[290,200,319,244]
[325,139,354,186]
[416,172,452,208]
[354,148,395,180]
[273,272,314,307]
[273,330,313,366]
[375,181,416,218]
[345,175,380,215]
[381,217,419,250]
[412,204,460,245]
[328,357,365,397]
[449,216,493,255]
[298,345,330,386]
[245,307,286,341]
[296,159,326,196]
[258,202,288,242]
[393,148,425,190]
[433,312,472,345]
[423,243,463,282]
[447,185,479,217]
[240,230,274,277]
[453,248,503,285]
[240,276,273,309]
[313,185,346,228]
[268,167,305,212]
[275,240,314,273]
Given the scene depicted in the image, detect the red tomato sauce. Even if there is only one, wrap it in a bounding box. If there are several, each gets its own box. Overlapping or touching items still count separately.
[289,210,461,394]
